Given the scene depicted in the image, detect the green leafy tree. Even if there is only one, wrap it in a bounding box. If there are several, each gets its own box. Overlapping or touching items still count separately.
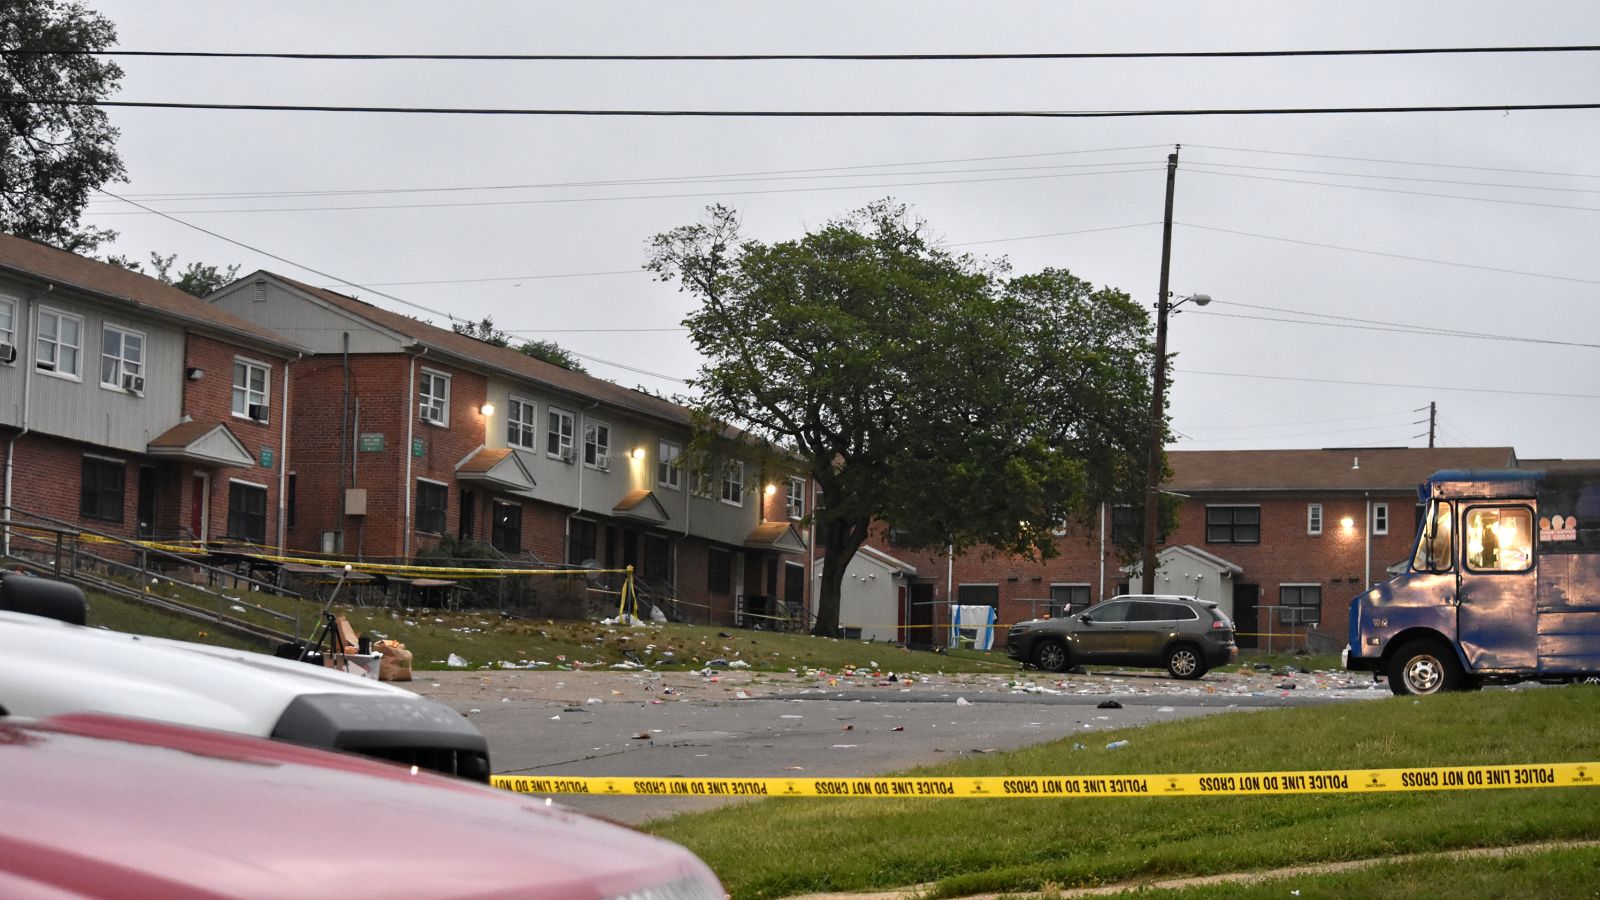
[108,251,239,297]
[1,0,126,252]
[452,315,587,373]
[648,201,1157,636]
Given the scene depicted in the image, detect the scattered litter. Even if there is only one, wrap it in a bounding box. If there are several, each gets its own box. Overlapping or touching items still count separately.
[1097,700,1123,709]
[832,744,858,749]
[955,697,971,706]
[1278,683,1297,690]
[467,708,481,715]
[447,653,468,667]
[550,715,560,720]
[229,604,247,613]
[585,698,603,705]
[735,690,751,700]
[610,661,644,670]
[780,714,804,719]
[841,724,854,731]
[1106,740,1130,750]
[632,732,651,740]
[728,659,751,669]
[562,706,582,713]
[1072,742,1086,751]
[891,725,905,732]
[1157,706,1176,713]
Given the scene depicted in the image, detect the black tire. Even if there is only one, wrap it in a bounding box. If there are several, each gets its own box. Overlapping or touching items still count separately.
[1032,639,1070,673]
[1387,640,1464,696]
[1166,644,1206,680]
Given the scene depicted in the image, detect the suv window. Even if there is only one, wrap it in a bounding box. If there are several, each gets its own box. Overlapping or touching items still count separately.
[1128,601,1180,622]
[1164,603,1199,620]
[1087,602,1129,623]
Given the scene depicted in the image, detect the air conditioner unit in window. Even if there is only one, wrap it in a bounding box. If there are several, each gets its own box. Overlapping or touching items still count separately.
[420,406,444,425]
[594,453,610,470]
[0,342,15,364]
[559,448,576,463]
[121,372,144,395]
[247,403,268,422]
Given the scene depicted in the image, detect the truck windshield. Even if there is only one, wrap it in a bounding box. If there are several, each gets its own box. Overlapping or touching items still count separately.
[1412,500,1453,572]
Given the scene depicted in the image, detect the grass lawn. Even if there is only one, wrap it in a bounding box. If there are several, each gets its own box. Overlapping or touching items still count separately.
[646,688,1600,899]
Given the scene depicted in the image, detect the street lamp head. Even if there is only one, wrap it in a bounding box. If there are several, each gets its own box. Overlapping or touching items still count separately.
[1188,293,1212,306]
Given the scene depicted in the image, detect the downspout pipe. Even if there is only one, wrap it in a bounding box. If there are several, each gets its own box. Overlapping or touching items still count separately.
[403,350,422,558]
[276,353,296,554]
[3,290,40,556]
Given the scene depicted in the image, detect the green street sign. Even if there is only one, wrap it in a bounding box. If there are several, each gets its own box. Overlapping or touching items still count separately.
[259,447,274,468]
[359,432,385,452]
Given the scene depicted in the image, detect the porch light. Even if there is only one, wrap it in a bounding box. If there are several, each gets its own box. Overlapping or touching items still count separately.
[479,402,495,417]
[630,447,646,461]
[1341,516,1355,531]
[764,483,778,496]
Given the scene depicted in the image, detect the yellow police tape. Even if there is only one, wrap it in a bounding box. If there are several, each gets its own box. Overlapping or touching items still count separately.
[492,762,1598,798]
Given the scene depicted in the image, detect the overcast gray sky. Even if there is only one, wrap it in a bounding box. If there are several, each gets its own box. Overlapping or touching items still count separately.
[82,1,1600,460]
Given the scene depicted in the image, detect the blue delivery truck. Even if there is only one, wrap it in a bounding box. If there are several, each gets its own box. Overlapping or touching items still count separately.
[1345,469,1600,695]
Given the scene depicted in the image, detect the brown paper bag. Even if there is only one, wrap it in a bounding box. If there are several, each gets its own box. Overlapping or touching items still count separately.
[373,639,413,682]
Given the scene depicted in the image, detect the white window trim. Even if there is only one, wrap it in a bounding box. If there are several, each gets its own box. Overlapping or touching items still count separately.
[547,407,576,461]
[786,475,806,519]
[720,460,744,507]
[35,306,84,381]
[418,367,451,427]
[506,395,538,450]
[414,476,450,535]
[584,420,612,470]
[0,295,16,364]
[658,439,682,490]
[1373,502,1390,536]
[232,356,271,421]
[100,322,146,394]
[1307,503,1323,536]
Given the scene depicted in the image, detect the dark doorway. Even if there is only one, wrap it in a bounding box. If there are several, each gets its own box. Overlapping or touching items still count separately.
[136,466,157,539]
[1233,583,1261,649]
[459,490,476,540]
[783,562,804,625]
[906,583,935,649]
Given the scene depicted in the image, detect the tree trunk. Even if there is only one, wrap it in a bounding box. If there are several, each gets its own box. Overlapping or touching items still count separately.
[811,515,870,637]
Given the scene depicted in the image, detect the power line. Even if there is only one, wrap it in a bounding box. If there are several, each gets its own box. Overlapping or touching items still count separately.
[1178,368,1600,400]
[1187,160,1600,195]
[1189,143,1600,181]
[1177,222,1600,286]
[87,165,1162,215]
[1177,408,1419,432]
[15,98,1600,118]
[37,45,1600,61]
[1185,168,1600,212]
[315,270,645,288]
[1199,303,1600,350]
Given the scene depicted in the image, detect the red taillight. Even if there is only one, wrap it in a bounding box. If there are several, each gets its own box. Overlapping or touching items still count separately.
[1212,620,1232,630]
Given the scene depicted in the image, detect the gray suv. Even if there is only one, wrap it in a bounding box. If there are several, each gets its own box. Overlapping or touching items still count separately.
[1005,594,1237,679]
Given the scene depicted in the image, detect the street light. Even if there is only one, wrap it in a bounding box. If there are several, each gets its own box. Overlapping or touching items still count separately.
[1140,291,1210,594]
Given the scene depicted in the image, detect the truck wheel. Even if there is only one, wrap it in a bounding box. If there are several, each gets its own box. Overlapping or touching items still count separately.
[1166,644,1206,680]
[1388,641,1463,696]
[1032,639,1069,673]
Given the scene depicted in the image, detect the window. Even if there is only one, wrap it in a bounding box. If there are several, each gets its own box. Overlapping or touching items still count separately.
[1110,505,1139,545]
[36,308,83,377]
[657,440,682,490]
[99,324,145,392]
[1464,506,1534,573]
[547,407,575,460]
[1086,600,1129,622]
[79,456,124,522]
[643,534,673,582]
[1206,505,1260,544]
[584,420,611,469]
[226,481,268,543]
[1307,503,1324,536]
[721,461,744,506]
[491,500,522,553]
[232,358,270,420]
[691,454,714,497]
[786,476,806,519]
[415,480,447,535]
[419,369,450,426]
[1049,583,1090,617]
[707,547,732,594]
[506,397,537,449]
[957,584,999,608]
[1279,584,1322,625]
[567,518,597,565]
[1413,500,1454,572]
[0,295,16,361]
[1373,502,1389,536]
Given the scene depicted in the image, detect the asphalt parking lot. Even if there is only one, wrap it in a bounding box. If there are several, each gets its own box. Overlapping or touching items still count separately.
[405,663,1387,823]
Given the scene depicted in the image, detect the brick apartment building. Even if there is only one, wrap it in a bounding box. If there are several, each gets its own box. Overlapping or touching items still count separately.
[0,234,301,558]
[845,446,1521,650]
[208,273,811,624]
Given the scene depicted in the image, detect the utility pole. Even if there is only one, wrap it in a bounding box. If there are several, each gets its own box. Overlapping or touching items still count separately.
[1140,146,1179,595]
[1428,401,1437,448]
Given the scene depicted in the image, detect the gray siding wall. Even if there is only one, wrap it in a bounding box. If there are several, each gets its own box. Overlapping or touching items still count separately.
[0,279,184,451]
[211,280,404,355]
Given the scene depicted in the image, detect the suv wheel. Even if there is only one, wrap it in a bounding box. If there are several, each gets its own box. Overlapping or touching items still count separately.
[1032,639,1069,673]
[1165,644,1205,680]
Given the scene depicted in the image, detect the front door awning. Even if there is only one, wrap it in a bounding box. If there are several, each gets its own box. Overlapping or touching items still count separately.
[455,447,537,495]
[745,521,807,554]
[147,421,254,468]
[613,489,670,525]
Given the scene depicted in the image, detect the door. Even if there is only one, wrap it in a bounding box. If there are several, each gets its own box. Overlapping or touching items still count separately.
[1233,584,1260,649]
[783,562,805,623]
[190,472,209,541]
[1455,503,1538,671]
[1123,600,1180,661]
[907,583,935,649]
[1074,599,1133,661]
[136,466,157,539]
